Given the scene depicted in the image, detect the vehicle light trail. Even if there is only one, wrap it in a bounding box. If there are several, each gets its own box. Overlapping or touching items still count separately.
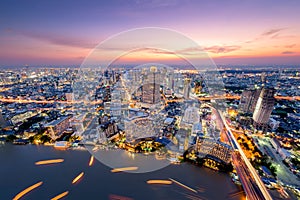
[35,159,64,165]
[72,172,84,184]
[111,167,138,173]
[50,191,69,200]
[0,95,298,105]
[146,180,172,185]
[88,155,94,166]
[218,110,272,200]
[13,181,43,200]
[169,178,197,193]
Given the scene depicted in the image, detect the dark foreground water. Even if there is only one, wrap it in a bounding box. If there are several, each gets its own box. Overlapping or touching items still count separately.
[0,143,243,200]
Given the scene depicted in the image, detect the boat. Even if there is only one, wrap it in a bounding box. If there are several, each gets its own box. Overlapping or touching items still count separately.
[50,191,69,200]
[35,159,64,165]
[13,181,43,200]
[72,172,84,184]
[147,180,172,185]
[111,166,138,173]
[54,141,70,150]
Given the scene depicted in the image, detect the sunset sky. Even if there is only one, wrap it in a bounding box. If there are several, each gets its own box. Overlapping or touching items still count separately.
[0,0,300,66]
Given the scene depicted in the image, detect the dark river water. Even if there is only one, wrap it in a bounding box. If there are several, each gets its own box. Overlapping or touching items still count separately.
[0,143,244,200]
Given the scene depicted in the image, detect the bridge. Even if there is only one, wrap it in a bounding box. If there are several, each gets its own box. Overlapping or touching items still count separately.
[213,107,272,200]
[0,94,298,105]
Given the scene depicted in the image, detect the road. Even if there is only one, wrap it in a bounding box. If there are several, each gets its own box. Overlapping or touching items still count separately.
[0,94,299,105]
[255,137,300,186]
[0,97,103,105]
[211,106,272,200]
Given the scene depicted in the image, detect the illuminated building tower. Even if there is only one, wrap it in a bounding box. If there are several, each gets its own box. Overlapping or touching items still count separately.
[142,66,160,104]
[45,116,72,140]
[183,78,191,99]
[182,105,200,125]
[253,88,276,131]
[239,89,261,113]
[0,110,8,128]
[248,89,262,113]
[261,72,267,86]
[196,138,232,164]
[173,73,184,94]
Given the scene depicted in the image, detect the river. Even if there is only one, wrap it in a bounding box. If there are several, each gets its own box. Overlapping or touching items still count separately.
[0,143,244,200]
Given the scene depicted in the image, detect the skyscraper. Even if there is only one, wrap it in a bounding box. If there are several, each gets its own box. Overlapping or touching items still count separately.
[0,110,8,128]
[182,105,200,125]
[183,78,191,99]
[239,89,261,113]
[142,66,160,104]
[253,88,276,130]
[261,72,267,86]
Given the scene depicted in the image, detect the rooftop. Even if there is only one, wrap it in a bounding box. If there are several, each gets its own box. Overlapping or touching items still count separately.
[45,116,70,127]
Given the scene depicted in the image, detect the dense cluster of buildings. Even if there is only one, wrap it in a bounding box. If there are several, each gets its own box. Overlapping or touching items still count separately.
[0,67,299,192]
[223,69,300,184]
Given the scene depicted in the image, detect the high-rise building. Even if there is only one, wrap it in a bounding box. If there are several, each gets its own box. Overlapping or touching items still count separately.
[182,105,200,125]
[0,110,8,128]
[142,83,160,104]
[142,66,160,104]
[196,138,232,164]
[183,78,191,99]
[239,89,261,113]
[45,116,72,140]
[253,88,276,128]
[261,72,267,86]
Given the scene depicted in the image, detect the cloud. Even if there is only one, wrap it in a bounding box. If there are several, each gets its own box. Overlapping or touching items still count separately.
[285,44,296,48]
[134,0,180,8]
[116,45,242,55]
[203,45,241,54]
[145,48,176,54]
[261,28,285,36]
[18,31,97,49]
[3,28,13,33]
[281,51,295,54]
[245,28,286,44]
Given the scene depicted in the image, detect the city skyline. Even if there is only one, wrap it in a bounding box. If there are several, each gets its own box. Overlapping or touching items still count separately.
[1,0,300,66]
[1,1,300,199]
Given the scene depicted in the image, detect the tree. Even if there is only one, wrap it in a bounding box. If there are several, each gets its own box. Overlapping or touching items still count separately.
[40,135,51,143]
[269,165,277,177]
[6,134,17,142]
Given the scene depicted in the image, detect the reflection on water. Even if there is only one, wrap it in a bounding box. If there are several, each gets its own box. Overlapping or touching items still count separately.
[0,144,244,200]
[88,147,171,173]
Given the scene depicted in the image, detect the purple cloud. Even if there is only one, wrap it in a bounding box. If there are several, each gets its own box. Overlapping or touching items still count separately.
[18,31,97,49]
[262,28,285,36]
[203,45,241,54]
[245,28,286,44]
[281,51,295,54]
[134,0,180,8]
[285,44,296,48]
